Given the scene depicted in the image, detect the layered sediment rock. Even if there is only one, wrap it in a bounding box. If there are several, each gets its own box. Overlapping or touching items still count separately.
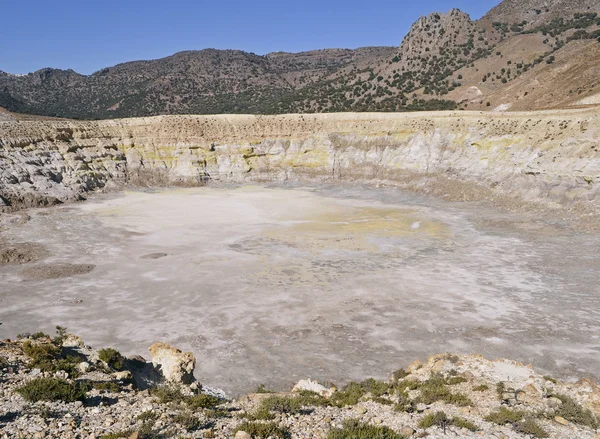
[2,334,599,438]
[0,110,599,214]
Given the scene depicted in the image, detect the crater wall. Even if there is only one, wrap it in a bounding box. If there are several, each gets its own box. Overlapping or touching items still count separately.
[1,110,599,212]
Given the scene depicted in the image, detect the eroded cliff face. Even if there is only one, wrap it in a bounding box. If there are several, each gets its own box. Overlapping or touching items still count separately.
[0,110,599,214]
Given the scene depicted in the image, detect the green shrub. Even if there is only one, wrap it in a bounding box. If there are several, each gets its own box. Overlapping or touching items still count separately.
[98,348,125,371]
[392,369,409,380]
[22,340,60,364]
[150,385,186,404]
[254,384,275,393]
[187,394,222,410]
[100,431,135,439]
[294,390,329,406]
[327,419,405,439]
[137,411,157,422]
[472,384,489,392]
[415,375,472,406]
[205,408,231,419]
[244,406,276,421]
[394,391,417,413]
[485,407,524,425]
[543,375,557,384]
[174,411,206,431]
[514,418,549,438]
[16,377,88,402]
[452,417,479,431]
[234,421,290,439]
[446,376,467,385]
[92,381,121,393]
[496,382,506,400]
[150,385,222,411]
[21,337,82,377]
[553,394,598,429]
[330,379,390,407]
[419,411,450,430]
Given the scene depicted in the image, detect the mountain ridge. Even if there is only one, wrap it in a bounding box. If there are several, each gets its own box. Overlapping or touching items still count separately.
[1,0,600,119]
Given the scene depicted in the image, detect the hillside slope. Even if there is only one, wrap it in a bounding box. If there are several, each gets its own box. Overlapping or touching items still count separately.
[0,0,599,118]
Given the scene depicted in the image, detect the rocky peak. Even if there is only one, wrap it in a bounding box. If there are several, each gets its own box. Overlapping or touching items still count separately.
[396,9,491,61]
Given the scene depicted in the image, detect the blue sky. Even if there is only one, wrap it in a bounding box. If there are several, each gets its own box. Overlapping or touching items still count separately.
[1,0,501,75]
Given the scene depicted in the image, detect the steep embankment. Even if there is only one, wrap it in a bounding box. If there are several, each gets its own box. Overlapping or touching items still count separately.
[0,110,599,219]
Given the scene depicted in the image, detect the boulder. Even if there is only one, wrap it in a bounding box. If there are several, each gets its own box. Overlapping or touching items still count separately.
[148,342,196,385]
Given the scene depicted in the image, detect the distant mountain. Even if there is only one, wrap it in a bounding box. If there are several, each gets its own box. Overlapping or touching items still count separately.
[1,0,600,119]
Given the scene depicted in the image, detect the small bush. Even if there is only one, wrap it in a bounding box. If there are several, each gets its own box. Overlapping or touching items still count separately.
[452,417,478,431]
[137,411,157,422]
[244,406,276,421]
[22,341,60,365]
[392,369,409,380]
[515,418,549,438]
[150,385,186,404]
[445,392,473,406]
[205,408,231,419]
[543,375,557,384]
[174,411,207,431]
[485,407,524,425]
[394,391,417,413]
[419,411,478,432]
[446,376,468,385]
[416,375,472,406]
[254,384,275,393]
[472,384,489,392]
[327,419,405,439]
[187,393,222,410]
[496,382,506,400]
[22,338,82,377]
[16,377,88,402]
[553,394,598,429]
[100,431,135,439]
[234,421,290,439]
[330,379,390,407]
[98,348,125,371]
[92,381,121,393]
[291,390,330,409]
[419,411,450,430]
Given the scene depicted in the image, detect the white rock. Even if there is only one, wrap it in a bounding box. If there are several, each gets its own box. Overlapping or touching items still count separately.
[148,342,196,384]
[113,370,132,381]
[292,379,334,398]
[235,431,252,439]
[78,362,91,373]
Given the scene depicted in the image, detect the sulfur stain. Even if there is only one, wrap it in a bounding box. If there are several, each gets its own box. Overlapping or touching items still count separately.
[263,205,451,254]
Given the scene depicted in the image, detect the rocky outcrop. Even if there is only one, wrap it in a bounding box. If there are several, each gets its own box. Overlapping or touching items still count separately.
[0,109,599,218]
[148,342,196,385]
[2,333,599,439]
[292,379,335,398]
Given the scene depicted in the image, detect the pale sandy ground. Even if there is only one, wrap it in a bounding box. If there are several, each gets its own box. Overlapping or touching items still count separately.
[0,184,599,396]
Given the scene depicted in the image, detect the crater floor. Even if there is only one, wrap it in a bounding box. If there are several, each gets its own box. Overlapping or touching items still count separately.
[1,185,598,395]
